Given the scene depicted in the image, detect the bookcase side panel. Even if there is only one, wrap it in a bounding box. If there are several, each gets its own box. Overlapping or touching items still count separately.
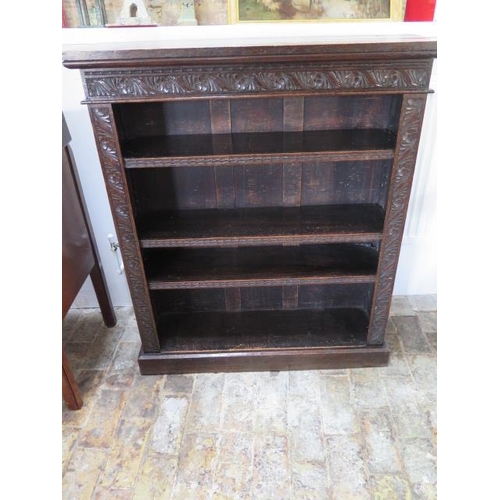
[367,94,429,345]
[88,103,160,352]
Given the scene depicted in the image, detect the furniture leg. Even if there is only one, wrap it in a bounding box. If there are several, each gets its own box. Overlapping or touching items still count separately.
[62,348,83,410]
[90,263,117,328]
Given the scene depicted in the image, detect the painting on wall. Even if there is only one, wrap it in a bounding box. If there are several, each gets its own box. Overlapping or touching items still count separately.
[62,0,230,28]
[63,0,405,28]
[230,0,403,23]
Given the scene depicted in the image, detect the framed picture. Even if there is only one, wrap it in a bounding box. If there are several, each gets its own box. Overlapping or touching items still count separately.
[230,0,403,23]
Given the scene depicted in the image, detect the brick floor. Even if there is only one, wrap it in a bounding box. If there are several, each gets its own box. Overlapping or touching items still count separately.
[62,295,437,500]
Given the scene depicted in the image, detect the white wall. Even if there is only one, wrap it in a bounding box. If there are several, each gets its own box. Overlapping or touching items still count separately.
[62,22,437,307]
[63,66,132,307]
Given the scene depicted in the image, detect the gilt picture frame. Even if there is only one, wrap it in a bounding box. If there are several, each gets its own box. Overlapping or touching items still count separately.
[230,0,403,23]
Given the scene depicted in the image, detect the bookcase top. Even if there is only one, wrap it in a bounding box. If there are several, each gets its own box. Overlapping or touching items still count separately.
[63,31,437,69]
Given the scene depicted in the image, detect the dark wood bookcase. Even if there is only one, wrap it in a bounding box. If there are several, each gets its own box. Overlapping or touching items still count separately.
[63,35,436,374]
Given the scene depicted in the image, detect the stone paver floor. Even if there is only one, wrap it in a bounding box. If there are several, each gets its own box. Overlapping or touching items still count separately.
[62,295,437,499]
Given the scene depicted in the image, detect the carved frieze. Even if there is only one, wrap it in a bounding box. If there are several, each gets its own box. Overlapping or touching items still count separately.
[83,62,432,100]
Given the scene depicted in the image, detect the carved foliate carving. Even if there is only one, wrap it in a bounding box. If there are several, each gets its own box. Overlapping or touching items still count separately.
[368,95,427,345]
[83,62,431,100]
[89,105,160,352]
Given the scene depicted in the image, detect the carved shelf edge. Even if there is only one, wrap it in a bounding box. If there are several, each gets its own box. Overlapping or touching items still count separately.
[140,233,383,249]
[148,275,377,290]
[81,60,433,101]
[124,150,395,169]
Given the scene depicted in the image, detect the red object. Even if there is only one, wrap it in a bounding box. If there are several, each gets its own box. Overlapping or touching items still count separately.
[404,0,436,22]
[62,4,68,28]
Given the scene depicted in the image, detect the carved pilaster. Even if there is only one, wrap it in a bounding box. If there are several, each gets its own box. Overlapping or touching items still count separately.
[367,94,428,345]
[88,105,160,352]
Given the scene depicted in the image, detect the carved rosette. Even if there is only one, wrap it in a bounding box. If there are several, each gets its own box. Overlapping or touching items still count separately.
[89,105,160,352]
[83,62,431,100]
[368,95,427,345]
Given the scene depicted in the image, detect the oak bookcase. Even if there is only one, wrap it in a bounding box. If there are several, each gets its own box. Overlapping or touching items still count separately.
[63,35,437,374]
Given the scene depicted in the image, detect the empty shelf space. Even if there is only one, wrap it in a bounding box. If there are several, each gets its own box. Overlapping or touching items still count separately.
[139,204,385,248]
[157,308,369,353]
[123,129,396,167]
[145,244,378,289]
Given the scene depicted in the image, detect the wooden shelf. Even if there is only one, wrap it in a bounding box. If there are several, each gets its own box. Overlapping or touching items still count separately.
[157,308,369,353]
[123,129,396,168]
[139,204,385,248]
[145,244,378,289]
